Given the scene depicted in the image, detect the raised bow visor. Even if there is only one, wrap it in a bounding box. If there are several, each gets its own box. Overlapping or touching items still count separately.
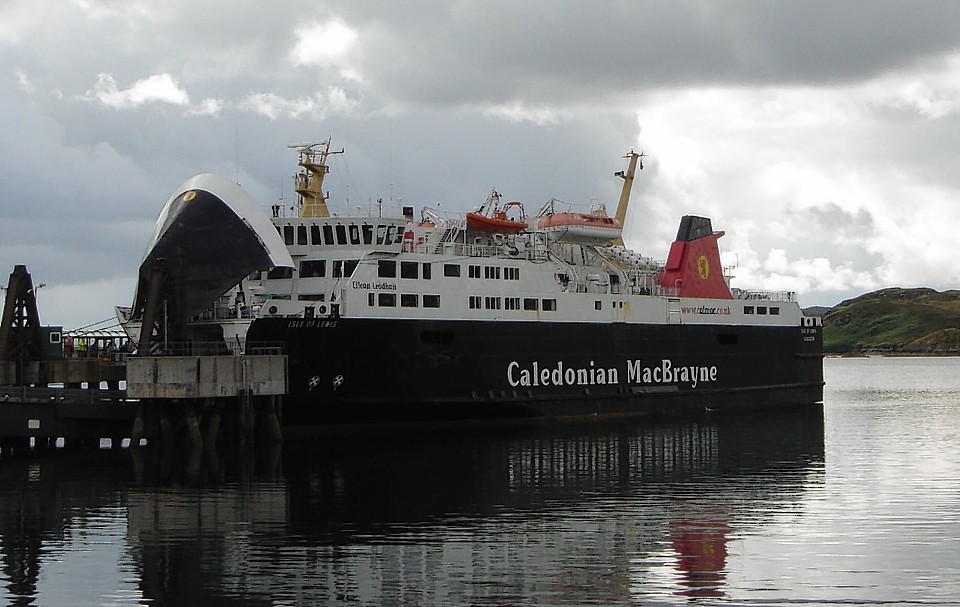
[132,174,293,325]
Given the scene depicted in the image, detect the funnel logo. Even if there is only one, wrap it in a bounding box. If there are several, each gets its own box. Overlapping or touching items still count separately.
[697,255,710,279]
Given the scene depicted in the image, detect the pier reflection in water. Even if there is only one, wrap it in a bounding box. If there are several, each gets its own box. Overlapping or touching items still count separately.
[0,406,823,605]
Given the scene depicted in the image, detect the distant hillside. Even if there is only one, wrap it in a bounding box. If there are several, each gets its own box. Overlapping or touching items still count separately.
[822,287,960,354]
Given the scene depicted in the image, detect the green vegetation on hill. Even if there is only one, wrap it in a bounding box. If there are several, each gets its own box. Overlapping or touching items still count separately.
[822,287,960,354]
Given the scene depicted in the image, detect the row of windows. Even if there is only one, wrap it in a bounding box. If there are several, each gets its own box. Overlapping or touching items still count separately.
[270,259,523,282]
[378,260,433,279]
[469,296,557,311]
[368,293,441,308]
[744,305,780,315]
[280,223,405,247]
[463,265,521,280]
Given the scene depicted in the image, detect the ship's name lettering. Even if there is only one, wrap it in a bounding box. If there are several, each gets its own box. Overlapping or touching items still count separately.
[286,320,338,328]
[352,280,396,291]
[506,359,718,389]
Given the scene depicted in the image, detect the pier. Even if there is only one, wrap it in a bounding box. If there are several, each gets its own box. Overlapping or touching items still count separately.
[0,265,288,455]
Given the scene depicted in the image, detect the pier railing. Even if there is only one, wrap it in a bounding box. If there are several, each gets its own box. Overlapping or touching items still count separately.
[137,341,285,357]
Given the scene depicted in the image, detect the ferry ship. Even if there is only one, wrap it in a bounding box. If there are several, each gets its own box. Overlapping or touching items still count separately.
[126,139,824,426]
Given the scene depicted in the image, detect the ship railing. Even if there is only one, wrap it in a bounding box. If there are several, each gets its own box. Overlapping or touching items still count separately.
[732,288,797,302]
[135,341,285,357]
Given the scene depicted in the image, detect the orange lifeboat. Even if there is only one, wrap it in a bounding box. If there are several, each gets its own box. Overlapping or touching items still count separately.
[538,206,622,244]
[466,199,528,234]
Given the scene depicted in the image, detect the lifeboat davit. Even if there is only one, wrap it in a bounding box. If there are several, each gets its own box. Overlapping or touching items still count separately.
[466,200,528,234]
[538,207,623,244]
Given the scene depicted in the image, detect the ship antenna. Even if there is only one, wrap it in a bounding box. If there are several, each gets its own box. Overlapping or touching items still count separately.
[288,137,344,219]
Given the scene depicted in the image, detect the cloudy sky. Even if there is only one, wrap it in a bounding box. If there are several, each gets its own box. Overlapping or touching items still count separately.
[2,0,960,329]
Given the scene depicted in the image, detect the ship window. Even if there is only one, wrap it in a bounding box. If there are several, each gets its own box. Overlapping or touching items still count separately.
[310,225,322,245]
[542,298,557,311]
[333,260,343,278]
[469,265,481,278]
[595,300,602,310]
[504,267,520,280]
[401,293,418,307]
[523,298,538,311]
[770,307,780,315]
[368,293,375,306]
[757,306,768,315]
[267,267,293,279]
[362,224,373,244]
[400,261,418,279]
[378,260,397,278]
[297,225,308,245]
[444,264,461,277]
[349,224,361,245]
[423,294,440,308]
[485,296,501,310]
[505,297,521,310]
[378,293,396,307]
[300,260,326,278]
[484,266,501,279]
[322,224,334,244]
[343,259,359,277]
[386,225,398,244]
[283,225,294,245]
[335,224,347,245]
[744,306,754,314]
[469,295,482,309]
[298,294,325,301]
[376,225,387,245]
[718,333,739,345]
[421,330,454,344]
[422,263,432,279]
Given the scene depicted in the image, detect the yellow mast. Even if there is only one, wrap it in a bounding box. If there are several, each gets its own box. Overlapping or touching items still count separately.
[289,138,343,218]
[610,150,644,247]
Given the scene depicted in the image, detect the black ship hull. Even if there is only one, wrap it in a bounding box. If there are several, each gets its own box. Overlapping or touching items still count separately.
[246,317,824,427]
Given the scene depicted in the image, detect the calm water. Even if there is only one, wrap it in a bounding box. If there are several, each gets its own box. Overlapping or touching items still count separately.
[1,357,959,606]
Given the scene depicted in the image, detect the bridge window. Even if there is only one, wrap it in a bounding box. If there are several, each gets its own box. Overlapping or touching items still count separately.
[400,261,418,279]
[335,224,347,245]
[378,260,397,278]
[322,224,334,244]
[283,225,294,245]
[300,260,326,278]
[297,225,308,245]
[362,224,373,245]
[267,267,293,279]
[349,224,361,245]
[310,225,322,245]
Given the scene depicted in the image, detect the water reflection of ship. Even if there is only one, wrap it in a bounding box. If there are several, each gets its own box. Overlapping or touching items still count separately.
[0,406,823,604]
[126,406,823,604]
